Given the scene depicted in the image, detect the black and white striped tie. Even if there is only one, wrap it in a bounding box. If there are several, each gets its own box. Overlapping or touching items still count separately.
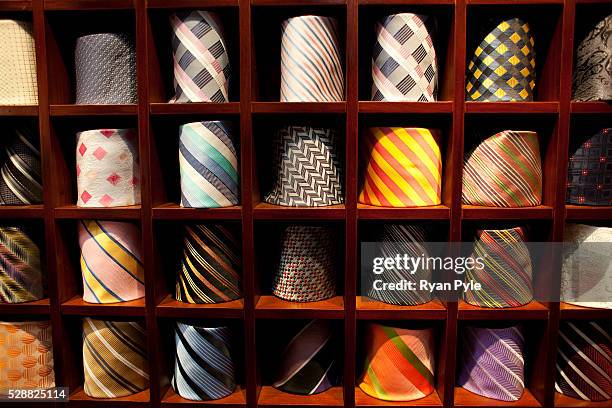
[0,127,42,205]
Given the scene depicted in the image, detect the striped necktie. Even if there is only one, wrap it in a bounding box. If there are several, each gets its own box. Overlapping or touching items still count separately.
[273,225,336,302]
[573,15,612,102]
[567,128,612,206]
[0,127,42,205]
[359,127,442,207]
[371,13,438,102]
[464,227,533,308]
[176,224,242,304]
[273,320,338,395]
[172,322,236,401]
[458,324,525,402]
[82,318,149,398]
[555,321,611,402]
[179,121,239,208]
[280,16,344,102]
[0,227,42,303]
[0,20,38,105]
[366,224,431,306]
[78,220,144,304]
[463,130,542,207]
[358,323,435,401]
[466,18,535,102]
[170,11,230,103]
[265,126,343,207]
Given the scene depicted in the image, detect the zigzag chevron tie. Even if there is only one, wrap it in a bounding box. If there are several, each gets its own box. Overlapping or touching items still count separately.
[280,16,344,102]
[465,227,533,308]
[573,15,612,102]
[360,127,442,207]
[170,11,230,103]
[466,18,536,101]
[372,13,438,102]
[358,323,435,401]
[176,224,242,304]
[463,130,542,207]
[555,321,612,402]
[82,318,149,398]
[366,224,431,306]
[78,220,144,304]
[0,227,42,303]
[273,225,336,302]
[0,127,42,205]
[0,20,38,105]
[265,126,343,207]
[273,320,339,395]
[567,128,612,206]
[458,324,525,402]
[172,322,236,401]
[179,121,239,208]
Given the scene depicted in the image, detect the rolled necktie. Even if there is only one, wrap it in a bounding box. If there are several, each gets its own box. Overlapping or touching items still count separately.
[170,11,230,103]
[273,225,336,302]
[567,128,612,206]
[0,20,38,105]
[359,127,442,207]
[463,130,542,207]
[358,323,435,401]
[0,227,42,304]
[82,318,149,398]
[273,320,339,395]
[75,33,137,104]
[0,127,42,205]
[76,128,141,207]
[265,126,343,207]
[0,321,54,393]
[372,13,437,102]
[466,18,535,102]
[172,321,236,401]
[464,227,534,308]
[176,224,242,304]
[458,324,525,401]
[280,16,344,102]
[561,224,612,309]
[79,220,144,304]
[367,224,432,305]
[555,320,612,401]
[179,121,239,208]
[572,15,612,102]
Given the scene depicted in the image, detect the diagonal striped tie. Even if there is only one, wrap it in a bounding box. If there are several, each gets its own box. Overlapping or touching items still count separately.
[458,324,525,402]
[280,16,344,102]
[359,127,442,207]
[358,322,435,401]
[464,227,533,308]
[273,320,339,395]
[555,321,612,402]
[466,18,536,102]
[0,127,42,205]
[175,224,242,304]
[170,11,231,103]
[82,318,149,398]
[371,13,438,102]
[179,121,239,208]
[78,220,144,304]
[0,226,42,303]
[463,130,542,207]
[172,322,236,401]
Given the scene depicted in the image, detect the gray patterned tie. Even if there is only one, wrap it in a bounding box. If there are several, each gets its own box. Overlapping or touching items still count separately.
[573,15,612,101]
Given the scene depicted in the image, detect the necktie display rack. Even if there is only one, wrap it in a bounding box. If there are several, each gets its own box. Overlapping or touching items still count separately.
[0,0,610,407]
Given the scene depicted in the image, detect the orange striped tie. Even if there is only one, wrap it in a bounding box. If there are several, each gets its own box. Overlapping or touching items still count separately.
[359,127,442,207]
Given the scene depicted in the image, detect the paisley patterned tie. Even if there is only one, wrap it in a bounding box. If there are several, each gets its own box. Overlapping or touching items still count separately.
[0,226,42,304]
[358,323,435,401]
[0,127,42,205]
[466,18,536,102]
[371,13,438,102]
[359,127,442,207]
[0,20,38,105]
[463,130,542,207]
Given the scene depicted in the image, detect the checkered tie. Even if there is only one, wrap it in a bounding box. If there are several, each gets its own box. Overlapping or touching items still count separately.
[573,15,612,102]
[371,13,438,101]
[0,20,38,105]
[466,18,536,102]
